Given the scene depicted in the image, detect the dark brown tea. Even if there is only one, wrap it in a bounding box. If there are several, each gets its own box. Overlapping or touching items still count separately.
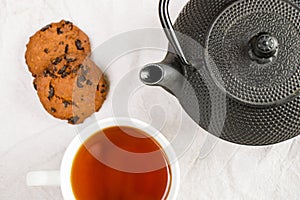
[71,126,172,200]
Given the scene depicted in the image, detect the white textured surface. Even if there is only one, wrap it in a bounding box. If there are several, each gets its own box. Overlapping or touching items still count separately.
[0,0,300,199]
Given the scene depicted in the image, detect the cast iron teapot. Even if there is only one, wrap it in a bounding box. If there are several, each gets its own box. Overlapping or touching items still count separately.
[140,0,300,145]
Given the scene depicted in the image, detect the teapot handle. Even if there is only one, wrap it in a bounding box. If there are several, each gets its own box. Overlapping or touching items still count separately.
[159,0,189,66]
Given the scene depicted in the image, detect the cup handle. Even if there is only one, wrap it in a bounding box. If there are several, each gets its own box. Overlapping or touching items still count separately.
[26,170,60,186]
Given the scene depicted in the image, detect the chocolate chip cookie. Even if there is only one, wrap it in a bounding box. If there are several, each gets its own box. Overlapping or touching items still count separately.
[34,58,107,124]
[25,20,91,76]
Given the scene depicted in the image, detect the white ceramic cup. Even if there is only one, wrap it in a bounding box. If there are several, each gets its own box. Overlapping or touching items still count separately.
[27,118,180,200]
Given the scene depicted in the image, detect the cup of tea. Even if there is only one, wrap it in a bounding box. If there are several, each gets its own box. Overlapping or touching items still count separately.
[27,118,180,200]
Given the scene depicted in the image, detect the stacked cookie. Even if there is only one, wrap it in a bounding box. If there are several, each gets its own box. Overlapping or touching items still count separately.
[25,20,107,124]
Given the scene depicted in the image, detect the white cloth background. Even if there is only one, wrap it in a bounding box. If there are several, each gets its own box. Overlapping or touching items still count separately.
[0,0,299,199]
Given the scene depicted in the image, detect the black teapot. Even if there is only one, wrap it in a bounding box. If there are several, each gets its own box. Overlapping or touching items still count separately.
[140,0,300,145]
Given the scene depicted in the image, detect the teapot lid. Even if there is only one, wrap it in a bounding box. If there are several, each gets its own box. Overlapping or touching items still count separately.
[205,0,300,105]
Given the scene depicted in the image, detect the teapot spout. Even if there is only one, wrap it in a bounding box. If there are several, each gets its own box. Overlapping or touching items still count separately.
[140,61,185,95]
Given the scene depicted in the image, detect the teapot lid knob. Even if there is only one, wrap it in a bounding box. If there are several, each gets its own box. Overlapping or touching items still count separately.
[249,32,279,63]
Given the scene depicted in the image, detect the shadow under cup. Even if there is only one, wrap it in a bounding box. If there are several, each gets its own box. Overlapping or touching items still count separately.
[61,118,180,200]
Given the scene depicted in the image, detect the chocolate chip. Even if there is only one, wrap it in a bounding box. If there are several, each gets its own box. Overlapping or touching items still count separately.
[58,65,68,75]
[61,72,70,78]
[97,84,100,91]
[102,84,105,87]
[78,75,86,83]
[67,58,76,63]
[100,89,106,94]
[75,39,84,50]
[65,21,73,30]
[65,55,76,63]
[41,24,51,32]
[77,79,84,88]
[52,57,62,65]
[49,73,56,78]
[33,82,37,90]
[83,69,89,75]
[51,107,56,113]
[43,70,48,76]
[43,69,56,78]
[79,64,89,75]
[44,48,49,54]
[68,116,79,124]
[64,44,69,54]
[71,68,78,74]
[66,57,76,63]
[79,64,84,69]
[43,69,51,75]
[57,28,63,35]
[86,80,93,85]
[48,85,54,100]
[63,100,72,108]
